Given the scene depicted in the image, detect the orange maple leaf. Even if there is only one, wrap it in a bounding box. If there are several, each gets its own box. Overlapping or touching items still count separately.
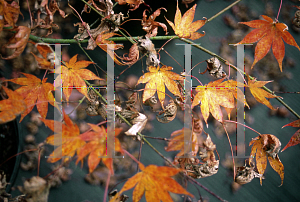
[249,134,284,185]
[165,2,206,40]
[282,119,300,152]
[0,0,21,32]
[96,31,125,66]
[236,15,300,72]
[31,43,54,70]
[137,65,184,108]
[76,124,123,174]
[116,163,193,202]
[165,128,200,159]
[2,26,31,60]
[7,73,55,122]
[0,86,26,124]
[192,78,247,125]
[54,54,103,102]
[41,110,85,163]
[247,76,278,110]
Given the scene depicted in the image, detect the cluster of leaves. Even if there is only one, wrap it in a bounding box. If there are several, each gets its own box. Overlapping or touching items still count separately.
[1,0,300,201]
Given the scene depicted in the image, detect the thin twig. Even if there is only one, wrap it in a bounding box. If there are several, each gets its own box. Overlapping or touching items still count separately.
[222,123,236,181]
[276,0,283,21]
[207,0,242,23]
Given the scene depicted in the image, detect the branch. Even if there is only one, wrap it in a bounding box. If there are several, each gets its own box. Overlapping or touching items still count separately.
[28,33,179,44]
[206,0,242,23]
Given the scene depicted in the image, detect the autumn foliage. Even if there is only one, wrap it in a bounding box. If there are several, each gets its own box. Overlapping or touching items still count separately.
[1,0,300,201]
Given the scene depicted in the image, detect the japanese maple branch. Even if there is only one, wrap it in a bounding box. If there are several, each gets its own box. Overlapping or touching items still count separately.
[179,38,300,120]
[83,80,225,201]
[83,80,174,165]
[206,0,242,23]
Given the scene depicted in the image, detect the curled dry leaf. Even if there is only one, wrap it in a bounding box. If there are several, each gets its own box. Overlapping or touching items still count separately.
[124,113,147,140]
[2,26,31,60]
[31,43,54,70]
[85,89,107,119]
[137,65,184,108]
[121,43,139,65]
[114,163,193,202]
[137,36,159,67]
[201,57,227,79]
[0,0,21,32]
[191,134,219,178]
[247,76,278,110]
[156,100,177,123]
[142,7,168,37]
[281,119,300,152]
[7,73,56,122]
[165,2,207,40]
[235,161,262,185]
[249,134,284,185]
[236,15,300,71]
[32,0,68,36]
[0,86,26,124]
[115,0,144,11]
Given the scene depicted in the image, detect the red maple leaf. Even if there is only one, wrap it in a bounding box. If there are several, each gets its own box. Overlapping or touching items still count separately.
[236,15,300,71]
[282,119,300,152]
[0,86,26,124]
[7,73,55,122]
[41,110,85,163]
[76,124,123,174]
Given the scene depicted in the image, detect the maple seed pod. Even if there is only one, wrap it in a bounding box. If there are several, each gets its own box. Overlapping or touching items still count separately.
[205,57,227,79]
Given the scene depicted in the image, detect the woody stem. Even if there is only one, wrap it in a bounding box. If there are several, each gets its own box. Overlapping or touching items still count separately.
[206,0,242,23]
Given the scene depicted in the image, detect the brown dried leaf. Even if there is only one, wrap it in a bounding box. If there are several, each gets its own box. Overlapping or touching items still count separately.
[249,134,284,185]
[2,26,31,60]
[121,43,139,65]
[142,8,167,37]
[0,0,21,31]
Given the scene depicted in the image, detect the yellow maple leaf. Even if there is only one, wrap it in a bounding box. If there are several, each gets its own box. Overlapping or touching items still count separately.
[165,1,207,40]
[137,65,184,108]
